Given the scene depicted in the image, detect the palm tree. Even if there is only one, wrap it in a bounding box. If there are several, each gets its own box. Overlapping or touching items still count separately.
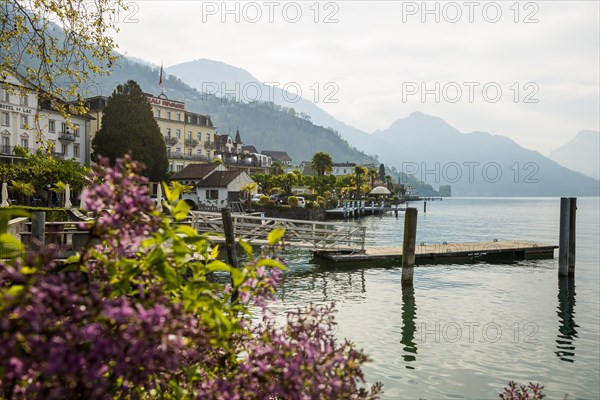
[385,175,393,190]
[310,152,333,176]
[354,165,367,199]
[368,168,378,188]
[270,160,285,175]
[11,180,35,205]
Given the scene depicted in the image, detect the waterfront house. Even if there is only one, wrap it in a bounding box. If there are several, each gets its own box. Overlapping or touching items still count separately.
[194,170,255,210]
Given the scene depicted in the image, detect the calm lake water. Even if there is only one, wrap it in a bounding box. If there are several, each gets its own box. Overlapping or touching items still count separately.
[272,197,600,399]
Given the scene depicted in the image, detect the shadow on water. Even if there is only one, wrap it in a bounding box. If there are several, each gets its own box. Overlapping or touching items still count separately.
[401,285,417,369]
[556,276,578,363]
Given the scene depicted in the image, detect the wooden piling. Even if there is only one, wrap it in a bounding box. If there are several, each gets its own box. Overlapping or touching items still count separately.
[402,207,418,285]
[31,211,45,247]
[221,207,239,269]
[568,197,577,276]
[558,197,570,276]
[423,201,427,213]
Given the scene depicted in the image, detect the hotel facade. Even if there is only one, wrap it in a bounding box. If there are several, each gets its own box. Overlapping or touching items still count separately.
[0,72,90,165]
[86,93,217,172]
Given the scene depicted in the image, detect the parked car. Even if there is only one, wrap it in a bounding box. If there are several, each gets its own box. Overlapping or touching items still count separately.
[296,196,306,208]
[269,194,288,205]
[251,193,265,202]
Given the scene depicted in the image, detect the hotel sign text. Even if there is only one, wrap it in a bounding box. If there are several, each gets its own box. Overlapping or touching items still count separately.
[147,96,185,110]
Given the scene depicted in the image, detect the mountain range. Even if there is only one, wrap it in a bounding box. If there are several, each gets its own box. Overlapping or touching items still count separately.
[165,59,599,196]
[549,131,599,180]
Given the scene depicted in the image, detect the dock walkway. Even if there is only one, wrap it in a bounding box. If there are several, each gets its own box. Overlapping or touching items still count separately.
[313,240,558,264]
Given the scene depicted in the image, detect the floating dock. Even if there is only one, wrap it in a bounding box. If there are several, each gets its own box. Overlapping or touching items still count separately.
[312,240,558,264]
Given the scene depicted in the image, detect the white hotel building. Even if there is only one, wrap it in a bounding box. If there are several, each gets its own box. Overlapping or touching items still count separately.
[0,72,90,165]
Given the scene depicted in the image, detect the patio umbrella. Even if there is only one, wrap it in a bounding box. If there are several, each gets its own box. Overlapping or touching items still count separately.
[369,186,391,195]
[64,183,72,209]
[156,183,163,212]
[1,182,9,207]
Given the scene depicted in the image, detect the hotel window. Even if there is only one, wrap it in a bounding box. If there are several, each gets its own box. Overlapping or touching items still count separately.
[167,147,171,157]
[175,147,181,156]
[61,143,68,156]
[167,111,171,120]
[206,190,219,200]
[20,115,28,129]
[187,131,192,141]
[74,144,80,158]
[1,87,9,102]
[177,113,181,121]
[197,149,202,157]
[1,112,9,127]
[73,124,80,136]
[61,122,68,133]
[21,138,28,149]
[48,120,55,133]
[20,93,28,106]
[176,164,183,172]
[1,137,9,154]
[176,129,181,138]
[156,110,161,118]
[206,149,211,158]
[166,128,171,138]
[197,132,201,141]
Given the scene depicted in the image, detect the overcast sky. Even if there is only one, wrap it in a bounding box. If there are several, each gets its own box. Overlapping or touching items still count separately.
[114,1,599,154]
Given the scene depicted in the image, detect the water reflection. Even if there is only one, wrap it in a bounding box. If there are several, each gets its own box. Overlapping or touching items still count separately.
[400,285,417,368]
[279,267,367,302]
[556,277,578,363]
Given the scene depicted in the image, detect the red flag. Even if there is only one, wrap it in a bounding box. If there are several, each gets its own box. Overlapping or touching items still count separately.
[159,62,163,86]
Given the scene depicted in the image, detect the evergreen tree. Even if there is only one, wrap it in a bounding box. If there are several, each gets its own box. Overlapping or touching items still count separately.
[92,80,168,181]
[379,163,386,181]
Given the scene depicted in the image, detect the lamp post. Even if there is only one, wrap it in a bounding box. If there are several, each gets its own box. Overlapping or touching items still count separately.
[46,184,51,207]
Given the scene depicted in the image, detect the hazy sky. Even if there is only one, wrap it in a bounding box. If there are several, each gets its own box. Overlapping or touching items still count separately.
[114,1,599,154]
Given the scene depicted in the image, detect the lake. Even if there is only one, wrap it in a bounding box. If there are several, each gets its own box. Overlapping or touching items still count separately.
[272,197,600,399]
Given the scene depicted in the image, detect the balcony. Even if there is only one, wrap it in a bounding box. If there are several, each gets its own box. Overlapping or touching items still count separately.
[59,132,76,141]
[165,136,179,146]
[204,141,215,149]
[168,153,210,161]
[185,138,199,147]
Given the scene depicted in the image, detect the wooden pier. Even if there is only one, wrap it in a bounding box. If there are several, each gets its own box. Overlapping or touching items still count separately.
[312,240,558,264]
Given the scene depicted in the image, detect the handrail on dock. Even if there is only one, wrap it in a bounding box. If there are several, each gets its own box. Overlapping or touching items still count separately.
[189,211,367,251]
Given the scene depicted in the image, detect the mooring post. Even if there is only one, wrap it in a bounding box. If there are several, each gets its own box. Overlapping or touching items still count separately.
[402,207,418,286]
[31,211,46,247]
[221,207,239,269]
[558,197,570,276]
[424,201,427,213]
[568,197,577,276]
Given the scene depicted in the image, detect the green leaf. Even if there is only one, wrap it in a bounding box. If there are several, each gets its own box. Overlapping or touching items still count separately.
[238,239,253,261]
[210,245,220,260]
[6,285,24,297]
[267,228,285,245]
[206,260,233,274]
[172,199,191,221]
[175,224,199,237]
[256,258,288,270]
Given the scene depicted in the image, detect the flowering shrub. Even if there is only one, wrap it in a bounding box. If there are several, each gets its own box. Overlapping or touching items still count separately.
[0,156,383,399]
[500,382,546,400]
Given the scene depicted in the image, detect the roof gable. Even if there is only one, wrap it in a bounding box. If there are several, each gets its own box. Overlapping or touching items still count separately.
[261,150,291,162]
[197,170,250,188]
[171,163,222,180]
